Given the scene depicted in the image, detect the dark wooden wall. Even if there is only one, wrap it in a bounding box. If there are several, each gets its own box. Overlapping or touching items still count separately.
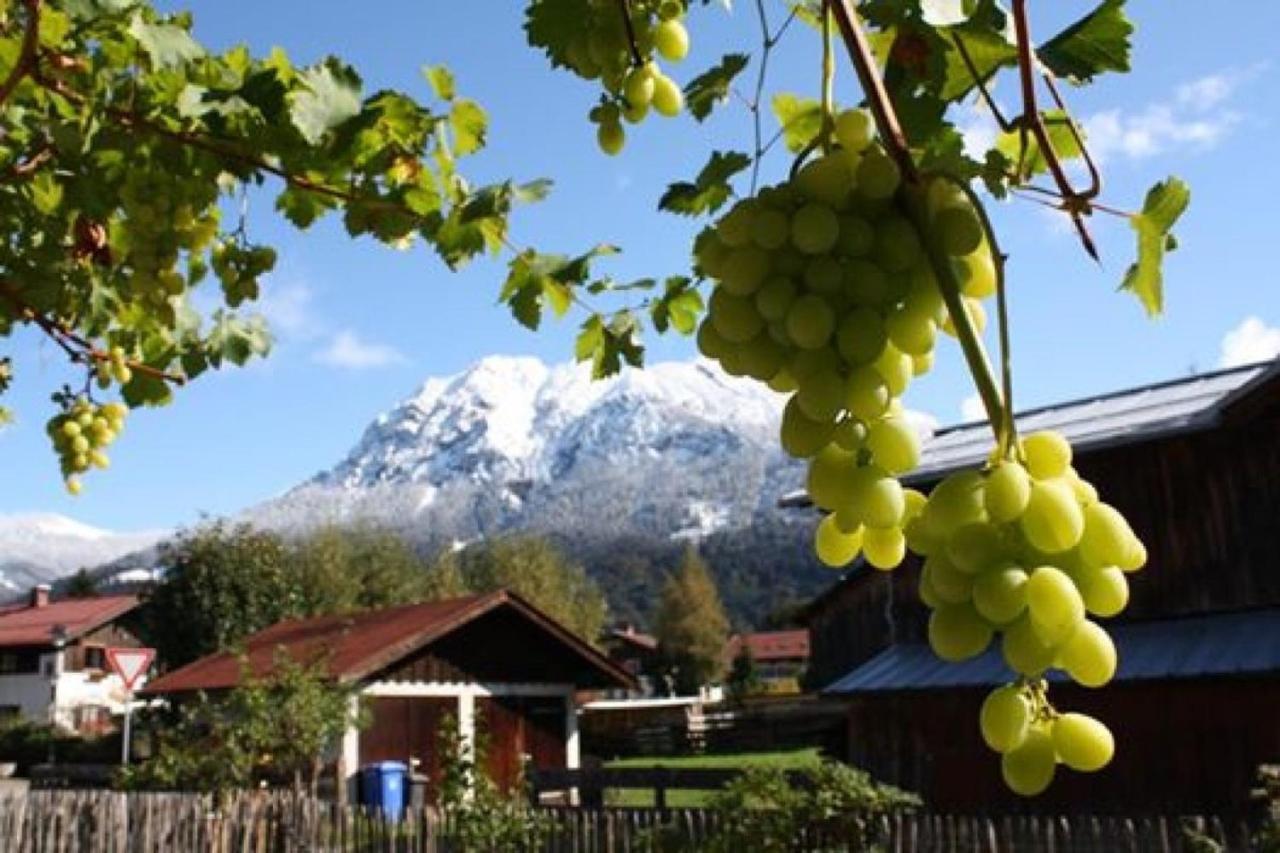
[806,388,1280,689]
[358,696,457,801]
[847,677,1280,815]
[478,696,568,792]
[65,621,142,672]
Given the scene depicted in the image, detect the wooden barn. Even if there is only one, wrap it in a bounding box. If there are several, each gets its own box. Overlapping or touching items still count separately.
[144,589,633,800]
[795,360,1280,814]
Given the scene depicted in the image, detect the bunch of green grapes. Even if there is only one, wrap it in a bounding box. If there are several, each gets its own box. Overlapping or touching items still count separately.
[95,346,132,388]
[905,429,1145,793]
[694,108,998,572]
[562,0,690,155]
[47,397,127,495]
[116,167,220,308]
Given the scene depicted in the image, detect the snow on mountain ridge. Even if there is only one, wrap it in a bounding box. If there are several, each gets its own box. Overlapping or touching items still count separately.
[0,513,165,582]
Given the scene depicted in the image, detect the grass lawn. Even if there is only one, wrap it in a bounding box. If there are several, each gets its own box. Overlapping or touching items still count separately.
[602,748,822,807]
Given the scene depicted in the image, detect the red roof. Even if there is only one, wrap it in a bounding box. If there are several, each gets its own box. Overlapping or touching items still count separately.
[0,595,138,648]
[725,629,810,663]
[144,590,634,694]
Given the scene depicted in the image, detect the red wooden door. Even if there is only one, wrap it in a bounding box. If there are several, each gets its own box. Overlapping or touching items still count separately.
[358,696,457,798]
[477,695,568,792]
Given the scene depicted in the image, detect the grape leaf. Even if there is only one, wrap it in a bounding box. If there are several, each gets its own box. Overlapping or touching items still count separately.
[683,54,749,122]
[771,93,824,154]
[658,150,750,217]
[422,65,456,101]
[127,13,203,69]
[1121,177,1189,317]
[290,62,363,145]
[996,110,1084,178]
[649,277,702,335]
[921,0,979,27]
[449,99,487,156]
[1038,0,1132,83]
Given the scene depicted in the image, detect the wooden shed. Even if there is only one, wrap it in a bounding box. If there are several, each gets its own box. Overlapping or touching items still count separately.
[144,589,634,799]
[795,360,1280,813]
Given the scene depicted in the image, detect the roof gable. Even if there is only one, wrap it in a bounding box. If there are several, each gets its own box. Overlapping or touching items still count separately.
[0,595,138,647]
[144,590,633,694]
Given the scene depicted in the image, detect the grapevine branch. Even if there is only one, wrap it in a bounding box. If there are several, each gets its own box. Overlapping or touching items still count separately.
[0,282,187,385]
[0,0,41,108]
[745,0,798,192]
[614,0,645,68]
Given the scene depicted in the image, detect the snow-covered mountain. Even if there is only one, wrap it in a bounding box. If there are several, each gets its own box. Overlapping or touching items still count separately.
[0,514,165,592]
[252,355,803,545]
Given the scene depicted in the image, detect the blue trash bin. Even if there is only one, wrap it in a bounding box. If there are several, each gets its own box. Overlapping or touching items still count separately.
[360,761,408,821]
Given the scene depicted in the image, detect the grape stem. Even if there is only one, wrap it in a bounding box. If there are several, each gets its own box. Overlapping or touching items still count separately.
[746,0,799,192]
[818,0,836,154]
[614,0,646,69]
[0,0,41,108]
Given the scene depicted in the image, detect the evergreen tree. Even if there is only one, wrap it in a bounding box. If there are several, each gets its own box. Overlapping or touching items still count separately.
[726,644,762,702]
[64,568,98,599]
[653,548,730,694]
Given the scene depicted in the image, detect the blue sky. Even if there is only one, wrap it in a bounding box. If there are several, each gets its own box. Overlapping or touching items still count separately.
[2,1,1278,531]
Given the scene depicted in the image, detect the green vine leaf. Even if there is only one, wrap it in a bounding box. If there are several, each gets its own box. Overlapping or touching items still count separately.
[1038,0,1133,83]
[649,277,702,334]
[683,54,749,122]
[921,0,979,27]
[449,99,488,156]
[996,110,1085,178]
[770,93,823,154]
[422,65,456,101]
[1121,177,1190,317]
[127,13,204,69]
[658,151,750,217]
[290,62,363,145]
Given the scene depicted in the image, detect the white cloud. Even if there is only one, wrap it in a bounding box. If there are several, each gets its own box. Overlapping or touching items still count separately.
[960,393,987,422]
[904,408,939,441]
[313,331,407,370]
[257,279,321,339]
[1219,316,1280,368]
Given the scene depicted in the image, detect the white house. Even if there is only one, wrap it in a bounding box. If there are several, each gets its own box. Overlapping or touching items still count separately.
[0,585,146,733]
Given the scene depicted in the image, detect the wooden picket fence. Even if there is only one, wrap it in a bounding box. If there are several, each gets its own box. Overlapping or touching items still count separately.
[0,790,1258,852]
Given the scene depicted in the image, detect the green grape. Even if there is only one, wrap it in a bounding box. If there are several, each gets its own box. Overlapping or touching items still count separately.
[833,504,863,534]
[927,470,987,534]
[834,108,873,153]
[926,176,966,216]
[738,334,787,381]
[90,450,109,469]
[852,466,905,529]
[980,685,1031,753]
[1074,565,1129,617]
[780,396,836,458]
[750,208,791,251]
[1065,468,1099,506]
[697,319,730,359]
[832,418,866,452]
[796,368,846,423]
[755,277,797,322]
[803,256,844,295]
[1079,503,1137,569]
[658,1,682,21]
[866,416,919,474]
[61,421,81,438]
[940,296,987,338]
[653,19,689,61]
[1020,480,1085,554]
[717,202,756,247]
[1001,727,1056,796]
[794,153,853,209]
[791,204,840,255]
[836,307,887,366]
[1118,538,1147,573]
[972,566,1029,625]
[815,513,863,568]
[874,216,923,272]
[1025,565,1085,643]
[1057,619,1116,687]
[885,307,936,357]
[623,67,655,107]
[984,461,1032,523]
[808,445,859,510]
[837,215,874,258]
[856,149,900,200]
[863,525,905,570]
[904,267,944,321]
[928,602,993,662]
[1022,430,1072,480]
[844,367,889,422]
[785,294,835,350]
[934,206,984,256]
[790,346,840,380]
[844,260,890,306]
[709,290,765,344]
[912,353,933,376]
[767,368,798,394]
[71,435,90,454]
[773,247,806,277]
[596,120,625,155]
[1051,713,1114,772]
[1002,614,1058,676]
[947,522,1006,575]
[873,344,912,398]
[65,477,83,496]
[925,553,975,604]
[694,230,729,278]
[719,246,771,296]
[651,73,683,116]
[918,564,943,609]
[957,251,996,299]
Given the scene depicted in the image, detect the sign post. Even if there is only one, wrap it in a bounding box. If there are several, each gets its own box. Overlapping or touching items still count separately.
[106,647,155,766]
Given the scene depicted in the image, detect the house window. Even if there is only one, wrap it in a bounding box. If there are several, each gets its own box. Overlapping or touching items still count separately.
[83,647,105,670]
[0,650,39,675]
[0,653,19,674]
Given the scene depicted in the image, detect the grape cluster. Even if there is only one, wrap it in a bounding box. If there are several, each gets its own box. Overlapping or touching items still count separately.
[562,0,690,155]
[48,398,127,495]
[694,108,997,572]
[118,167,219,308]
[905,429,1144,793]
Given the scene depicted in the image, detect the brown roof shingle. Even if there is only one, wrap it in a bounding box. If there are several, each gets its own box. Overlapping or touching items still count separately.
[0,595,138,648]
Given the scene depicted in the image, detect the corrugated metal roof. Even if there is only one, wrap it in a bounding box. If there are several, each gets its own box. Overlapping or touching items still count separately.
[0,595,138,648]
[780,361,1276,508]
[824,608,1280,695]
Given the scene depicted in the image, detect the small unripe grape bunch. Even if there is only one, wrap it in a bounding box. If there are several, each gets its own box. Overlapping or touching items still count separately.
[980,683,1116,796]
[47,397,128,494]
[575,0,690,155]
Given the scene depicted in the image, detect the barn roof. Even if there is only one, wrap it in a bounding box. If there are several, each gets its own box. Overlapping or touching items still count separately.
[726,629,810,663]
[823,607,1280,695]
[143,589,634,694]
[794,359,1280,621]
[0,595,138,648]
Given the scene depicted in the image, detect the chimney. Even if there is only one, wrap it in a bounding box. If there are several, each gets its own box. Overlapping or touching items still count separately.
[31,584,50,609]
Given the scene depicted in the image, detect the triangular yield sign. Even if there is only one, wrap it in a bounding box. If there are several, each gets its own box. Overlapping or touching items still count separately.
[106,647,155,691]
